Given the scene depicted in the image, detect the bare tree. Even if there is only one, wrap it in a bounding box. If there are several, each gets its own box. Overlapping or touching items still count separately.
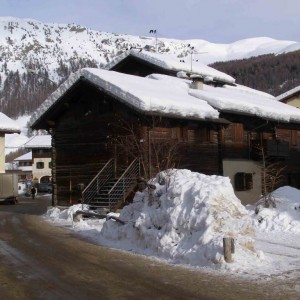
[110,116,182,179]
[257,136,286,209]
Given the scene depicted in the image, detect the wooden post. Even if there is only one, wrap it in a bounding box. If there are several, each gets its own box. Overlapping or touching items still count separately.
[223,237,234,263]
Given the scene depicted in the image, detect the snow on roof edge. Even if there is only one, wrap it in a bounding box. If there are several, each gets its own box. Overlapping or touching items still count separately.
[104,50,235,85]
[0,112,21,133]
[276,86,300,102]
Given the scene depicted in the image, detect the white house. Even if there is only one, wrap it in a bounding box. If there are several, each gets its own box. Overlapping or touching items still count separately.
[24,135,52,183]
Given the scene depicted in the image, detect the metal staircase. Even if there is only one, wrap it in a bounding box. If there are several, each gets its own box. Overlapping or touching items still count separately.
[82,158,140,211]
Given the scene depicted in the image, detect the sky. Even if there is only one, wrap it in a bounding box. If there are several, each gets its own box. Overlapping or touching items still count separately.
[0,0,299,43]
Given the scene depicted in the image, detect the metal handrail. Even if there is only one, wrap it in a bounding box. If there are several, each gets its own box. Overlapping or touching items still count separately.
[82,159,114,204]
[108,158,140,210]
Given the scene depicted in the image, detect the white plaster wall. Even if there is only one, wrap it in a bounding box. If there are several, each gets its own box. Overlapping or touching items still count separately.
[32,157,52,182]
[286,97,300,108]
[223,159,262,205]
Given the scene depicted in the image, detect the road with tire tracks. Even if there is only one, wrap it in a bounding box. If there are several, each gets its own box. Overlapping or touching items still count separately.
[0,195,298,300]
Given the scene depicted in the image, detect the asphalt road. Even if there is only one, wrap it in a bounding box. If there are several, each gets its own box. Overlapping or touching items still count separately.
[0,195,298,300]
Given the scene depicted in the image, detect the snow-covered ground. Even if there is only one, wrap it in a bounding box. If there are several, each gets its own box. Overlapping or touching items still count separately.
[44,169,300,279]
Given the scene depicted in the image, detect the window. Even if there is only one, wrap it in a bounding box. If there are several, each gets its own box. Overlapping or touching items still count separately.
[48,162,52,169]
[291,130,297,147]
[36,162,44,169]
[187,128,213,143]
[233,123,244,143]
[234,172,253,191]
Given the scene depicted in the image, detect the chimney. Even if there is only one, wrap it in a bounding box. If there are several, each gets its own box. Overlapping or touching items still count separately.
[190,76,203,90]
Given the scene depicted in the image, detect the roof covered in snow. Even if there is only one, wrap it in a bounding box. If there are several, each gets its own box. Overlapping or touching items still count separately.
[0,112,21,133]
[276,86,300,102]
[24,135,51,148]
[150,74,300,123]
[30,68,220,129]
[14,151,32,161]
[30,68,300,130]
[104,49,236,85]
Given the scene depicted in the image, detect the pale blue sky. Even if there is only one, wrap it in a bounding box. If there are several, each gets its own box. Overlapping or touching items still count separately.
[1,0,299,43]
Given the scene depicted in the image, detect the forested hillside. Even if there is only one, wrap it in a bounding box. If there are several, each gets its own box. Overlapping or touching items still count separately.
[210,51,300,96]
[0,59,98,117]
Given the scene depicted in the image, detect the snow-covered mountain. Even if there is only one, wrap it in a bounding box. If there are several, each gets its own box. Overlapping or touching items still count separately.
[0,16,299,81]
[0,16,299,119]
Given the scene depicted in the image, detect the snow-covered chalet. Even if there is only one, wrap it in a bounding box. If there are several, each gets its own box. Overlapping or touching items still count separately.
[31,50,300,208]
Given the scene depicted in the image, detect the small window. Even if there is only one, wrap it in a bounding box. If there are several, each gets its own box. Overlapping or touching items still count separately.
[233,123,244,143]
[36,162,44,169]
[234,172,253,191]
[48,162,52,169]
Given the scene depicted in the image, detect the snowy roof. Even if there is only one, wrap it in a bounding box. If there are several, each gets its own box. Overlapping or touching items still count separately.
[151,74,300,123]
[24,135,51,148]
[104,50,236,85]
[18,166,33,172]
[30,68,220,128]
[31,68,300,129]
[190,84,300,123]
[0,112,21,133]
[276,86,300,102]
[14,151,32,161]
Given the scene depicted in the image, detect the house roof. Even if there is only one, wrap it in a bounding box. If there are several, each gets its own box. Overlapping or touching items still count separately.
[0,112,21,133]
[30,68,221,129]
[147,74,300,124]
[276,86,300,102]
[18,166,33,172]
[14,151,32,161]
[24,135,51,148]
[104,50,236,85]
[30,68,300,130]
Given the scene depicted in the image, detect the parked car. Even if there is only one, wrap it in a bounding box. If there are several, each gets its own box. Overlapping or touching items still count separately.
[37,183,52,193]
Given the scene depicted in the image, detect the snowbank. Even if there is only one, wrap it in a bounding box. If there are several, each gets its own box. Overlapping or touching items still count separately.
[249,186,300,233]
[45,169,264,271]
[101,169,260,270]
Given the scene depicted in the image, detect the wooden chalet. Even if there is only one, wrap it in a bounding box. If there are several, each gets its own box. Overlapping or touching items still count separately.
[31,54,300,209]
[106,50,300,203]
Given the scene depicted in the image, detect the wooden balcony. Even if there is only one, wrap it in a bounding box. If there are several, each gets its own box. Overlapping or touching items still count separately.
[251,139,289,160]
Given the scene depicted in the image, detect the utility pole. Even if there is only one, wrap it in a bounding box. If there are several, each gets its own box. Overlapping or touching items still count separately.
[187,44,208,73]
[149,29,158,52]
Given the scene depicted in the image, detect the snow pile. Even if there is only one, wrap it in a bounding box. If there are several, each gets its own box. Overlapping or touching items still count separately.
[46,204,90,224]
[250,186,300,233]
[45,169,264,271]
[44,176,300,277]
[101,170,259,269]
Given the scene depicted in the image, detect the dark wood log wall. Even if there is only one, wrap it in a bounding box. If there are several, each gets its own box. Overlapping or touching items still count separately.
[48,80,300,205]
